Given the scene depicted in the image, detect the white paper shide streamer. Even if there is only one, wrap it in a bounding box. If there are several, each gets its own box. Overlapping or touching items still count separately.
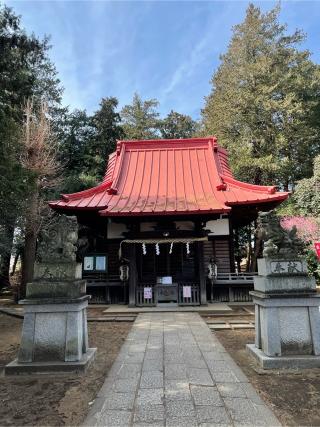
[169,242,173,254]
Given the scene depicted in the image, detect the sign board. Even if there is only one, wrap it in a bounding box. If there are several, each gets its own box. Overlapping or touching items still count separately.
[315,242,320,260]
[84,256,94,271]
[183,286,191,298]
[156,276,173,285]
[96,256,106,271]
[83,255,107,272]
[144,287,152,300]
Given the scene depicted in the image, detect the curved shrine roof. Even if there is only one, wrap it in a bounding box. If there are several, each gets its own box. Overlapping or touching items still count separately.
[49,137,289,216]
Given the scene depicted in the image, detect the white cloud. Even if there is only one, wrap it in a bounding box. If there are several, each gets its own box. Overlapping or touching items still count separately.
[158,2,237,115]
[162,34,211,99]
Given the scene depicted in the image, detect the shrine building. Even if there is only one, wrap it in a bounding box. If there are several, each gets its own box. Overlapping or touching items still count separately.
[49,137,289,306]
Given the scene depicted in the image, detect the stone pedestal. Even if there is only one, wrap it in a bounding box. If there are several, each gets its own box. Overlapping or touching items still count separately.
[247,258,320,369]
[5,281,96,375]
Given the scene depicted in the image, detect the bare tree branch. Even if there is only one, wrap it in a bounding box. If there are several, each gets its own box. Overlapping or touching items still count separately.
[20,99,62,189]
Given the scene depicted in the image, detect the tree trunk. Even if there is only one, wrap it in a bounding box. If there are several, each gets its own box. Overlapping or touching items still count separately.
[0,222,15,289]
[21,189,39,299]
[233,227,241,272]
[11,246,22,277]
[245,226,252,272]
[250,226,262,272]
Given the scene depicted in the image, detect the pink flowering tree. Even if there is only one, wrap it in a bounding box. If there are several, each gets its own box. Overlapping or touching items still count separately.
[280,216,320,246]
[280,216,320,283]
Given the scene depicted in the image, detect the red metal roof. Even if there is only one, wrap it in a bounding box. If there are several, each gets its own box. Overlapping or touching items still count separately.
[49,137,289,216]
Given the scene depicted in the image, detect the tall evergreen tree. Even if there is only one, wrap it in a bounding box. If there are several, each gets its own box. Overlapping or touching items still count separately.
[57,97,124,194]
[91,97,124,179]
[160,110,198,139]
[0,5,62,287]
[56,109,96,193]
[121,93,160,139]
[202,3,320,189]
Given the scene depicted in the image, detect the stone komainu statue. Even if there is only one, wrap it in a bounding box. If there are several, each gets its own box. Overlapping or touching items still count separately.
[257,210,305,258]
[37,214,78,263]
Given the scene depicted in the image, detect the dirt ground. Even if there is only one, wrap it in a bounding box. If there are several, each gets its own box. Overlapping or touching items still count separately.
[0,313,132,426]
[216,328,320,427]
[3,305,320,427]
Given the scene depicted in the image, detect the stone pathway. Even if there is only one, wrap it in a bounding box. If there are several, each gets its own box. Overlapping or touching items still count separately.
[85,313,280,427]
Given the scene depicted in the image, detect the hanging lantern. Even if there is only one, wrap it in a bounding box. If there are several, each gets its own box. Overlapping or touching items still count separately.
[156,243,160,255]
[186,242,190,255]
[169,242,173,254]
[142,243,147,255]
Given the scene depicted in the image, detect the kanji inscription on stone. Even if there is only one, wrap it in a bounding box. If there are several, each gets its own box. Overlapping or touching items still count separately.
[270,261,303,274]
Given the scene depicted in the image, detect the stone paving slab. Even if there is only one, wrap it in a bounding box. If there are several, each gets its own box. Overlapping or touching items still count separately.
[84,313,280,427]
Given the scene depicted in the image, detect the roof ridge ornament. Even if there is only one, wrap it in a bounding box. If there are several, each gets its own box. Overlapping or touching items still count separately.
[216,183,227,191]
[116,140,122,155]
[107,187,117,195]
[267,186,276,194]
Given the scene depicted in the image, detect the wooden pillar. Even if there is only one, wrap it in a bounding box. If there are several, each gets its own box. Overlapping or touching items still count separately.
[198,241,207,305]
[128,244,137,307]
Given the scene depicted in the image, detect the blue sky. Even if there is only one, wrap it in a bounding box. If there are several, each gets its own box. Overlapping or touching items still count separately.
[6,1,320,119]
